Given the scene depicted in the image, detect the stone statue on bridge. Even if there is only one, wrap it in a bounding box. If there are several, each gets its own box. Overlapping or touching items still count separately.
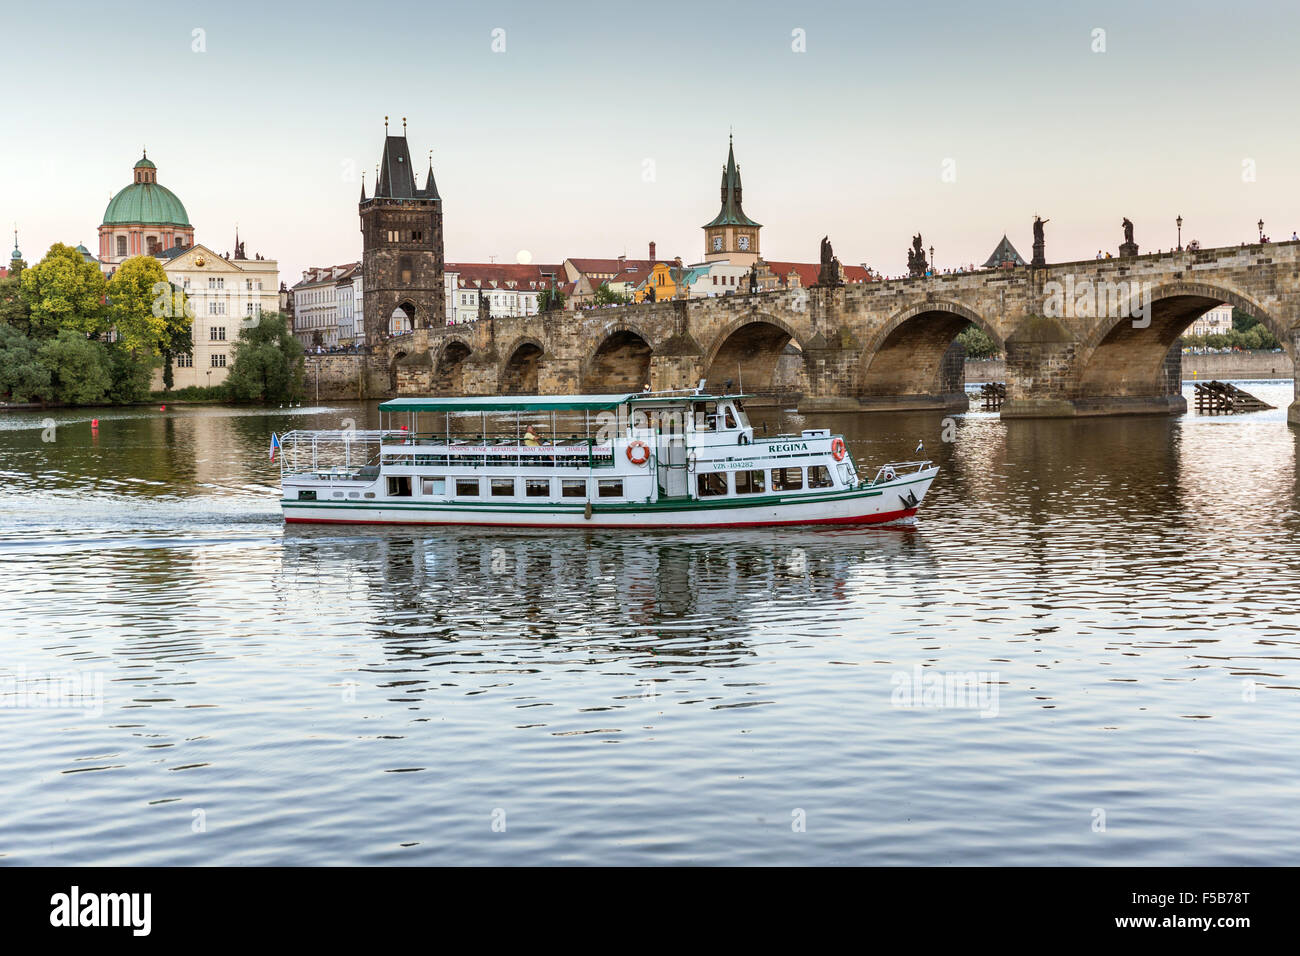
[1032,216,1048,267]
[816,236,844,286]
[1120,217,1139,257]
[478,292,492,322]
[907,234,928,278]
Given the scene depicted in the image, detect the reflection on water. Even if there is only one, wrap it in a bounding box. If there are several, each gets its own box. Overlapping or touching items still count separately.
[1,382,1299,864]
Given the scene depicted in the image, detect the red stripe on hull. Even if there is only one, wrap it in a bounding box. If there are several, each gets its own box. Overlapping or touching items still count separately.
[284,507,919,529]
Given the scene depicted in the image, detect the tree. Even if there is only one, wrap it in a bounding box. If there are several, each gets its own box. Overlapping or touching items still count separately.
[538,287,565,312]
[594,282,630,306]
[225,312,304,403]
[957,324,1001,359]
[105,256,191,391]
[0,275,31,333]
[0,324,50,402]
[19,243,108,339]
[37,330,111,405]
[106,342,157,404]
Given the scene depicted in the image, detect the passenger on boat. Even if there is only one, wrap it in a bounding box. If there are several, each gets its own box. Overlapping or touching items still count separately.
[523,425,541,447]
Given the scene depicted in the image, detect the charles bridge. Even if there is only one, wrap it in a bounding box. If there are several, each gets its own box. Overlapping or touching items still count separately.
[308,241,1300,424]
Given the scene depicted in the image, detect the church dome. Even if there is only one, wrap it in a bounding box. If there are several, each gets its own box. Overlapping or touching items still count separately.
[102,153,190,227]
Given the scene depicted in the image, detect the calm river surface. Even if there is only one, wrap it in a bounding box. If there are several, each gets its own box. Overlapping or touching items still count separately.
[2,381,1299,865]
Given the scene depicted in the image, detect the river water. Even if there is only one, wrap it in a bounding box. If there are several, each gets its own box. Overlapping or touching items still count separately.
[2,381,1298,865]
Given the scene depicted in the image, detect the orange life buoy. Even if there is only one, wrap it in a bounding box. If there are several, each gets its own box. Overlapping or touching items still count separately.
[831,437,847,461]
[627,440,650,466]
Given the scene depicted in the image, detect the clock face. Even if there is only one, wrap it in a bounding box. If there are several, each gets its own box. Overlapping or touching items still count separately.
[738,235,750,250]
[712,235,723,251]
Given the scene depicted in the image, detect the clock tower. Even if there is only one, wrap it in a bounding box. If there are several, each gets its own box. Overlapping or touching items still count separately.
[702,135,761,266]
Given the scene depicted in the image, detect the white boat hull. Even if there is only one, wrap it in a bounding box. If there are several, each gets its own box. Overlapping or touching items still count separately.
[282,468,938,529]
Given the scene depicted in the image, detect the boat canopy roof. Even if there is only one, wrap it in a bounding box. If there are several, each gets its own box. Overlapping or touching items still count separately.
[378,392,752,414]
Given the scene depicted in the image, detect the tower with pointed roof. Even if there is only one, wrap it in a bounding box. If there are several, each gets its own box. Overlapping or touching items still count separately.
[359,118,444,342]
[702,135,761,266]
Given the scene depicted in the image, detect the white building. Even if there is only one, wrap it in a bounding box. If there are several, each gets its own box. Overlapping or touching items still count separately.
[291,263,357,347]
[444,263,562,325]
[334,263,364,346]
[153,242,281,390]
[1190,303,1233,336]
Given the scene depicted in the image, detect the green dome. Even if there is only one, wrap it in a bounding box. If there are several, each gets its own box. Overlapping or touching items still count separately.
[134,153,156,169]
[102,182,190,227]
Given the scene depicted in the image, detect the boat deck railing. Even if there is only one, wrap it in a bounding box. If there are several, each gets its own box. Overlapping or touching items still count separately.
[380,433,615,469]
[869,459,934,485]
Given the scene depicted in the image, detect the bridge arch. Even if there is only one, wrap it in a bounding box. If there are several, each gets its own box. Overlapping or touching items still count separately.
[1072,281,1291,401]
[389,300,416,336]
[857,299,1001,401]
[703,314,809,399]
[582,323,655,393]
[433,338,473,394]
[500,336,546,394]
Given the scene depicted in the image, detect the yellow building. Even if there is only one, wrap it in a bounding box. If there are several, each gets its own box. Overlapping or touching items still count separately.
[152,242,281,390]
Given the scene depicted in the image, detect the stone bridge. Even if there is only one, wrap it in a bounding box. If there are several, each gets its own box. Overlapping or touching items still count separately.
[376,242,1300,423]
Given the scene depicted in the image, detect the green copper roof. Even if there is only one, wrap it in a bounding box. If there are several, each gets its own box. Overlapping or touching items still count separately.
[703,136,761,229]
[103,182,190,227]
[134,152,156,169]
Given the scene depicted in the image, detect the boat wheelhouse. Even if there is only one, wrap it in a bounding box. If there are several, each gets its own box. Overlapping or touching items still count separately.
[277,390,938,528]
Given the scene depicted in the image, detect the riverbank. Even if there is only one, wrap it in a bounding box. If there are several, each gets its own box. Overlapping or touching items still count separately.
[967,350,1293,384]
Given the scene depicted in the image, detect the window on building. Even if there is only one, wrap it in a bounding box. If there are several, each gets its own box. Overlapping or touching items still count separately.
[211,353,227,368]
[210,326,226,341]
[116,236,127,257]
[176,354,193,368]
[400,256,412,285]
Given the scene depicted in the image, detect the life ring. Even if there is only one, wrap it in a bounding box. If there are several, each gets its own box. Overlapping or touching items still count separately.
[831,438,847,461]
[626,441,650,466]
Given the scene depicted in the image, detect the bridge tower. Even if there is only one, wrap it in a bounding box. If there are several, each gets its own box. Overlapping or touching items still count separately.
[702,135,762,267]
[360,119,445,342]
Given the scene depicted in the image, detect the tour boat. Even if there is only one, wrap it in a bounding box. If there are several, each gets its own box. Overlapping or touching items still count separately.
[276,389,938,528]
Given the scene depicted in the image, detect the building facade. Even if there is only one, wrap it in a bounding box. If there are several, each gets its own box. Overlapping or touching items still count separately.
[446,262,563,324]
[154,243,280,389]
[359,124,445,340]
[1190,303,1234,336]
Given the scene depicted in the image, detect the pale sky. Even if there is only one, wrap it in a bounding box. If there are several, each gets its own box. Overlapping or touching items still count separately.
[4,0,1299,283]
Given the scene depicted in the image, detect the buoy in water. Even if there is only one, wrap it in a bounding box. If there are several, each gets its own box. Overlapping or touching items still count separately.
[160,404,166,411]
[91,419,99,428]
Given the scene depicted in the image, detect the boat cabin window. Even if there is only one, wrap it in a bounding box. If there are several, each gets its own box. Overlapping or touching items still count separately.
[387,476,412,497]
[491,478,516,497]
[298,489,317,501]
[561,479,586,498]
[693,402,717,432]
[597,479,624,498]
[808,465,834,489]
[421,477,445,496]
[525,479,550,497]
[838,462,857,485]
[771,467,803,491]
[697,472,727,497]
[456,478,480,497]
[734,470,765,494]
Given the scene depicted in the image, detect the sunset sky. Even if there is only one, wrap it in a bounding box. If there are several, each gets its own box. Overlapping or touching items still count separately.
[5,0,1300,281]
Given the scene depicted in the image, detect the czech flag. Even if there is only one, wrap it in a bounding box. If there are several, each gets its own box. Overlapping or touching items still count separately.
[269,432,281,461]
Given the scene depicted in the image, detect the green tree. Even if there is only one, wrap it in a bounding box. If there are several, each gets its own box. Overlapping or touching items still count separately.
[37,330,111,405]
[0,324,51,402]
[538,287,566,312]
[19,243,108,339]
[105,256,191,391]
[593,282,630,306]
[0,275,31,333]
[225,312,304,403]
[957,323,1001,359]
[106,342,157,404]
